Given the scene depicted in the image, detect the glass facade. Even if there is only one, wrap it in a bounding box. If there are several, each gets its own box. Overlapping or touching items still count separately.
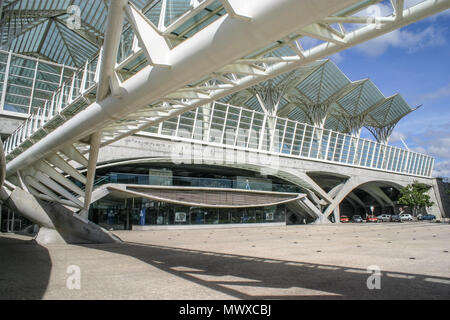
[140,203,286,226]
[89,169,292,229]
[0,50,76,115]
[90,199,287,229]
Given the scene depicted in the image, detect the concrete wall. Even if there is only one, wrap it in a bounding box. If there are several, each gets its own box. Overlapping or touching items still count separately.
[97,135,432,185]
[434,178,449,218]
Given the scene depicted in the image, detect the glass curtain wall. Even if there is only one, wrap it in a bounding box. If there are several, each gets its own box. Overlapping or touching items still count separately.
[90,198,287,228]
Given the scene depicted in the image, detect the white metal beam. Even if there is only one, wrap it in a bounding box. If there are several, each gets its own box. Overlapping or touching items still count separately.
[300,23,346,44]
[125,2,172,67]
[96,0,127,101]
[46,154,87,185]
[219,0,252,21]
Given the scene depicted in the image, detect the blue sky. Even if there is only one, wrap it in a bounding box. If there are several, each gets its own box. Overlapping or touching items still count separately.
[327,6,450,178]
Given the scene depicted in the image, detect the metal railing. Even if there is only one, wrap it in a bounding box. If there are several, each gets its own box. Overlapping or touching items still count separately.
[143,101,435,177]
[3,53,99,156]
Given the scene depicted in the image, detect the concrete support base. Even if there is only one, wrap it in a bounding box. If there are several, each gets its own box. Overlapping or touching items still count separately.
[35,227,68,245]
[2,188,121,245]
[312,215,332,224]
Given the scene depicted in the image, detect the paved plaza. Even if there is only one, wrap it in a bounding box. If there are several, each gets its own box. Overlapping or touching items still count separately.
[0,222,449,300]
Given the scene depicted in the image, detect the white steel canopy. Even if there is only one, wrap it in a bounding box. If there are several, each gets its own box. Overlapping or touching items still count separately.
[0,0,228,68]
[219,59,416,141]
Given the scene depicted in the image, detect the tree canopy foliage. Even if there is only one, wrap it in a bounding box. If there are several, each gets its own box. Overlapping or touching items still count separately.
[398,182,434,216]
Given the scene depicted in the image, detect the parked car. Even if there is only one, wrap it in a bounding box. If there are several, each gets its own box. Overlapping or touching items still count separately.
[400,213,413,221]
[352,215,363,223]
[340,215,349,223]
[418,214,436,221]
[366,215,378,223]
[391,215,402,222]
[377,214,391,222]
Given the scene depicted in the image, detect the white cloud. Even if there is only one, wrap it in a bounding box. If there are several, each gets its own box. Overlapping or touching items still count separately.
[328,52,344,64]
[298,37,321,50]
[394,128,450,178]
[412,146,427,154]
[390,131,408,143]
[433,160,450,178]
[424,8,450,22]
[410,130,450,177]
[427,137,450,159]
[354,26,447,57]
[412,131,450,160]
[355,3,393,18]
[416,84,450,104]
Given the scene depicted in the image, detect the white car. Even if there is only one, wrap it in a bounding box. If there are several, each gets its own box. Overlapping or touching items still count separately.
[400,213,413,221]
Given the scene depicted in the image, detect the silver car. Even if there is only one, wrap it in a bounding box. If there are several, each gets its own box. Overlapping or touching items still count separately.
[400,213,413,221]
[377,214,391,222]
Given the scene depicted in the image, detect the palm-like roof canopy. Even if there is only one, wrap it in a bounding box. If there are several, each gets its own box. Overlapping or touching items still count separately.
[220,58,416,136]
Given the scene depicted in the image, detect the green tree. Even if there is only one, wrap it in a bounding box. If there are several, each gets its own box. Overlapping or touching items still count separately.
[398,181,434,217]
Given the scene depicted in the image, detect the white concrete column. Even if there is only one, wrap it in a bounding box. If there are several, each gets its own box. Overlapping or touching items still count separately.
[333,206,340,224]
[82,132,102,218]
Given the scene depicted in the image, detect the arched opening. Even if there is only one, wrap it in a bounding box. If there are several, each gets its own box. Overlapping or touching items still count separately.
[338,180,404,221]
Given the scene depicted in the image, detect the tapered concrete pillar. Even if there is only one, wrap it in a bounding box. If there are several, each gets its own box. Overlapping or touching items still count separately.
[1,188,120,245]
[3,134,111,243]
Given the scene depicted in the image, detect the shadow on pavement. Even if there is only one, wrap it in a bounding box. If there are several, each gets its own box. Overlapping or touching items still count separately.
[0,235,51,300]
[84,241,450,300]
[1,234,449,300]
